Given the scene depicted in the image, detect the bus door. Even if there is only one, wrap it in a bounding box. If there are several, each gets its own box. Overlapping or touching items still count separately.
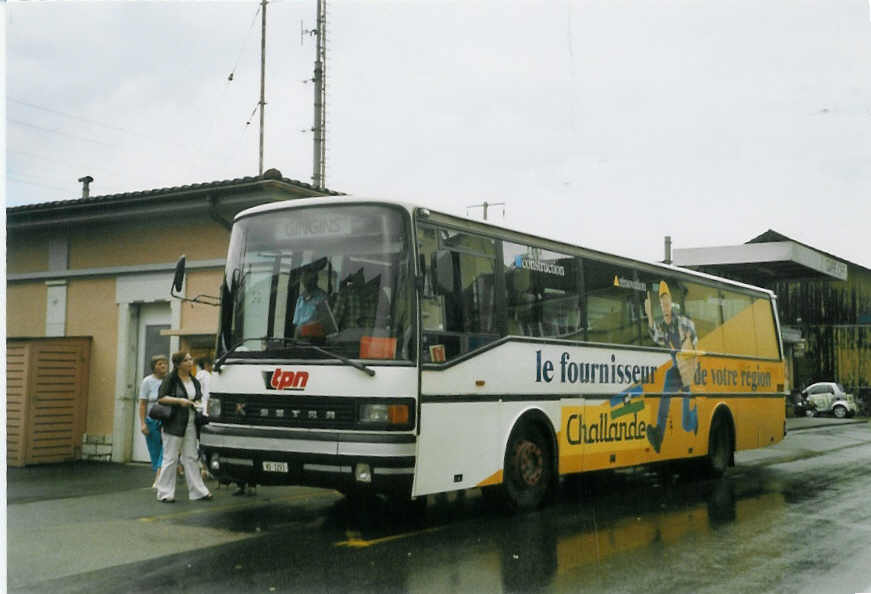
[413,226,504,496]
[413,368,505,497]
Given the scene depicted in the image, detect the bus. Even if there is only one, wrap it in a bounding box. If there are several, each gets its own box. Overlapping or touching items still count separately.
[180,197,787,511]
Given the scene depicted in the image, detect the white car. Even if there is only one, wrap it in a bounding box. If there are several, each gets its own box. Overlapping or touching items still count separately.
[801,382,858,419]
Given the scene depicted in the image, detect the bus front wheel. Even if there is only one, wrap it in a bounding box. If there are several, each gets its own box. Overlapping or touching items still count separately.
[503,422,553,512]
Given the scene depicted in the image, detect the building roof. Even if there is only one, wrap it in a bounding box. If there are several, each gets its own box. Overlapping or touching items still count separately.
[672,228,869,283]
[745,230,868,271]
[7,169,345,231]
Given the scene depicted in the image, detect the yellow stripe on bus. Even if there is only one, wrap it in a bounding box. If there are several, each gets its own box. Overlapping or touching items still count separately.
[476,469,503,487]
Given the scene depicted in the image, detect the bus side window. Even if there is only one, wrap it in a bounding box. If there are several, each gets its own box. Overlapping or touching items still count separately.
[583,259,654,346]
[418,226,498,361]
[504,242,581,339]
[417,226,445,332]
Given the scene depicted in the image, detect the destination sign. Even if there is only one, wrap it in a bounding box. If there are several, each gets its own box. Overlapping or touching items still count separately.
[276,214,352,239]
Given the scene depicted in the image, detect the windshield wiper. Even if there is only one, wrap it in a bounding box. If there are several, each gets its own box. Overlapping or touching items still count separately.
[267,337,376,377]
[214,336,376,377]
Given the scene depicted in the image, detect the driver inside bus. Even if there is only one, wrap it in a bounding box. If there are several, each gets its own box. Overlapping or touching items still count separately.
[293,267,327,337]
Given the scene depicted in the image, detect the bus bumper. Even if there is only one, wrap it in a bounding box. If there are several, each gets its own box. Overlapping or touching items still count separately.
[199,424,416,495]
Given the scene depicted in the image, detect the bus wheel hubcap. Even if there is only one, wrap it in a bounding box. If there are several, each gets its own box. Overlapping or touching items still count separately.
[517,441,543,486]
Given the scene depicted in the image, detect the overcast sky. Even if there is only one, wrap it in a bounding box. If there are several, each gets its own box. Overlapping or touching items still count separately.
[6,1,871,268]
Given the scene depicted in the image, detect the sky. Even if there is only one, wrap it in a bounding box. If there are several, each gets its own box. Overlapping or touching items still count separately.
[5,0,871,268]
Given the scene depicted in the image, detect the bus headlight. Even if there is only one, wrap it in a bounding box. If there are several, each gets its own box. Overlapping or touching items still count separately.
[207,397,221,418]
[358,403,409,426]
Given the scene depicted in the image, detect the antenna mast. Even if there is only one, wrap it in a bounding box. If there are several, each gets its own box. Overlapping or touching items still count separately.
[466,201,506,221]
[258,0,268,175]
[312,0,327,189]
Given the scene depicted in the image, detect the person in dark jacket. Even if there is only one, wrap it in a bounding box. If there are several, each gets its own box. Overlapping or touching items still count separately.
[154,351,212,502]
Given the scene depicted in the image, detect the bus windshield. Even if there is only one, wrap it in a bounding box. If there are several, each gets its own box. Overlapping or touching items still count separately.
[220,204,415,363]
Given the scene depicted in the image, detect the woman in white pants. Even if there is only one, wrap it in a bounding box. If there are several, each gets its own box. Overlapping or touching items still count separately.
[154,352,212,503]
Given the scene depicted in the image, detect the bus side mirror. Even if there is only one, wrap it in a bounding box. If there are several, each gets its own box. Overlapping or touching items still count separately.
[432,250,454,295]
[169,254,220,306]
[172,255,187,295]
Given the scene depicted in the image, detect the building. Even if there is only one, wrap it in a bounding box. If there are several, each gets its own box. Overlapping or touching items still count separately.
[6,169,340,465]
[673,230,871,406]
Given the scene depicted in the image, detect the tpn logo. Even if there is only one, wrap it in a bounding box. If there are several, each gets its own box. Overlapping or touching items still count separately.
[263,368,310,391]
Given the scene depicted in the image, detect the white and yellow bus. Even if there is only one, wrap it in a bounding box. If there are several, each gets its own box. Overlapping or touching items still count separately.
[188,197,786,510]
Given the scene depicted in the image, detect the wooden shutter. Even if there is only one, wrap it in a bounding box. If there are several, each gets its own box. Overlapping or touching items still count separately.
[6,342,31,467]
[6,338,91,466]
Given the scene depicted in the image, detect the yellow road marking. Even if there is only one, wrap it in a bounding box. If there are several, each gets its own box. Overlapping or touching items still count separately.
[335,526,444,548]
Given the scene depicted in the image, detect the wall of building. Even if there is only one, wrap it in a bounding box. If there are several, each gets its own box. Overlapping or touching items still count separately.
[69,218,229,268]
[7,218,230,461]
[66,277,118,437]
[180,269,224,334]
[6,282,47,336]
[774,266,871,327]
[769,265,871,401]
[6,231,51,274]
[6,185,322,462]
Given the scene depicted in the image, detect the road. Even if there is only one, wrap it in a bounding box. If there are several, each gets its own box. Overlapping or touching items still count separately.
[8,419,871,593]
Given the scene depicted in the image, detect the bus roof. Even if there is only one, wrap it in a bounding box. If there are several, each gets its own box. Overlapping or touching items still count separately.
[236,196,778,299]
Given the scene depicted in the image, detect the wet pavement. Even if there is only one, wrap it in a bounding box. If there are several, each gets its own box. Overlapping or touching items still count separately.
[7,417,871,593]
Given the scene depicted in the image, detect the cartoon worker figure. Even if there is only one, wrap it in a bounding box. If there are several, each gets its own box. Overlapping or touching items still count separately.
[644,280,699,452]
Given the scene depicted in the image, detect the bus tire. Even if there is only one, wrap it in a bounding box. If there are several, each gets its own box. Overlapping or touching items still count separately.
[481,484,505,508]
[503,421,553,512]
[705,414,733,478]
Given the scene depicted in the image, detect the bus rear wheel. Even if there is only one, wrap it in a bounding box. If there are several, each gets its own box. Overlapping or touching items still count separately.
[503,423,553,512]
[705,417,732,478]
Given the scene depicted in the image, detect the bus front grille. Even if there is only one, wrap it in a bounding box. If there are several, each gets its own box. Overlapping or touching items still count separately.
[215,394,357,430]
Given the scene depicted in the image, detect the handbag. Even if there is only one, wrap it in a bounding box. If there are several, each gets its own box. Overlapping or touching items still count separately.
[148,402,173,422]
[194,409,209,439]
[195,409,209,429]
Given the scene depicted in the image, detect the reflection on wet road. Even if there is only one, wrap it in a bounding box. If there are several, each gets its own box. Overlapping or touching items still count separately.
[12,424,871,594]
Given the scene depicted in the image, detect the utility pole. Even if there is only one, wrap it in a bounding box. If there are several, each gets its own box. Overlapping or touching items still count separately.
[312,0,327,189]
[258,0,267,175]
[466,201,506,221]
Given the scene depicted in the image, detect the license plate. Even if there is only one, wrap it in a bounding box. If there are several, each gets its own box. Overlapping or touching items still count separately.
[262,461,288,472]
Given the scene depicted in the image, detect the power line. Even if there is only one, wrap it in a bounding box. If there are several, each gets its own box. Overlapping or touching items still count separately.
[8,176,70,192]
[9,167,92,187]
[8,118,117,147]
[227,4,262,83]
[9,97,139,135]
[8,148,109,174]
[8,97,202,155]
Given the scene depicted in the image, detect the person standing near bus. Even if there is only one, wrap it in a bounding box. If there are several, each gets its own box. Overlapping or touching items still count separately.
[155,352,212,502]
[195,356,213,415]
[139,355,168,489]
[644,280,699,452]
